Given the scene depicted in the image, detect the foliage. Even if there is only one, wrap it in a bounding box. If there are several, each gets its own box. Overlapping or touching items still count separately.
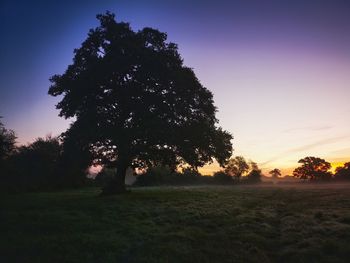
[48,12,233,193]
[335,162,350,181]
[213,170,233,183]
[134,158,266,186]
[149,165,176,178]
[56,126,93,187]
[269,168,281,178]
[134,165,177,186]
[249,161,259,171]
[224,156,249,180]
[134,166,208,186]
[4,136,62,191]
[0,117,16,163]
[293,157,332,181]
[1,133,92,192]
[2,186,350,262]
[181,167,202,177]
[245,164,262,183]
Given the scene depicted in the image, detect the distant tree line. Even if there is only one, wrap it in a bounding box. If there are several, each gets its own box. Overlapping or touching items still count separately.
[0,118,90,192]
[214,156,263,184]
[128,156,263,186]
[293,156,350,182]
[2,113,350,192]
[128,156,350,186]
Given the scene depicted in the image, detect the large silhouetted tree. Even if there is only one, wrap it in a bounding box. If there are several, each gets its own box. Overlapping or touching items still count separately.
[49,12,233,194]
[293,157,332,181]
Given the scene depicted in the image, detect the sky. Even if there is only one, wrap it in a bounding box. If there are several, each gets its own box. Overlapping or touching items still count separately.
[1,0,350,175]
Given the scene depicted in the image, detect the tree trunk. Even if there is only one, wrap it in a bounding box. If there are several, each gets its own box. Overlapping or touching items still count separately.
[101,160,129,195]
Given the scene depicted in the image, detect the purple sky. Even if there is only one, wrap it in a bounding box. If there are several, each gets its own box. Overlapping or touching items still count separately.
[1,0,350,174]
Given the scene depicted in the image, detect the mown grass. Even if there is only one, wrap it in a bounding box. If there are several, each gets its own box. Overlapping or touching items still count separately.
[1,185,350,263]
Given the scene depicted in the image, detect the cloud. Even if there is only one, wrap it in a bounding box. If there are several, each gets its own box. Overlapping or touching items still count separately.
[287,136,349,153]
[330,147,350,155]
[282,125,333,133]
[260,135,350,167]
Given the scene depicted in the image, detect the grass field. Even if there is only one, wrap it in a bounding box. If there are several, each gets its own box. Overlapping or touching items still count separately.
[1,184,350,263]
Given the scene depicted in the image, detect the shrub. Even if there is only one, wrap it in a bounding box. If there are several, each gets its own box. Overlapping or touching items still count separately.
[245,169,262,184]
[134,166,210,186]
[134,166,175,186]
[4,136,62,192]
[182,167,201,177]
[213,171,232,184]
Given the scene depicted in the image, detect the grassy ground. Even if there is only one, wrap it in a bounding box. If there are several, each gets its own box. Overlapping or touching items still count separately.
[1,185,350,263]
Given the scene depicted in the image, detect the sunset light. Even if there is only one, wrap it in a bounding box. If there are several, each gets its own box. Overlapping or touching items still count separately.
[1,1,349,175]
[1,1,350,261]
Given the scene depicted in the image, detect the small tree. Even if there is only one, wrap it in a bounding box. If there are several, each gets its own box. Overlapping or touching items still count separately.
[246,163,262,183]
[0,117,16,163]
[269,168,281,179]
[293,157,331,181]
[49,12,233,194]
[0,118,16,189]
[224,156,249,181]
[249,161,259,171]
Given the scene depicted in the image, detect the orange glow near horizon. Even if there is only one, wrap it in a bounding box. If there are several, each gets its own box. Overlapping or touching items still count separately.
[87,158,349,177]
[331,162,346,173]
[198,159,350,177]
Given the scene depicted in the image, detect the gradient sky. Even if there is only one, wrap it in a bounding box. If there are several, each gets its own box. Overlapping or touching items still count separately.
[1,0,350,175]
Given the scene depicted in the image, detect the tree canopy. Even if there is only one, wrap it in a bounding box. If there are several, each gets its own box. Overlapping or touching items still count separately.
[246,166,262,183]
[335,162,350,180]
[269,168,281,178]
[49,12,233,193]
[293,156,331,181]
[224,156,249,180]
